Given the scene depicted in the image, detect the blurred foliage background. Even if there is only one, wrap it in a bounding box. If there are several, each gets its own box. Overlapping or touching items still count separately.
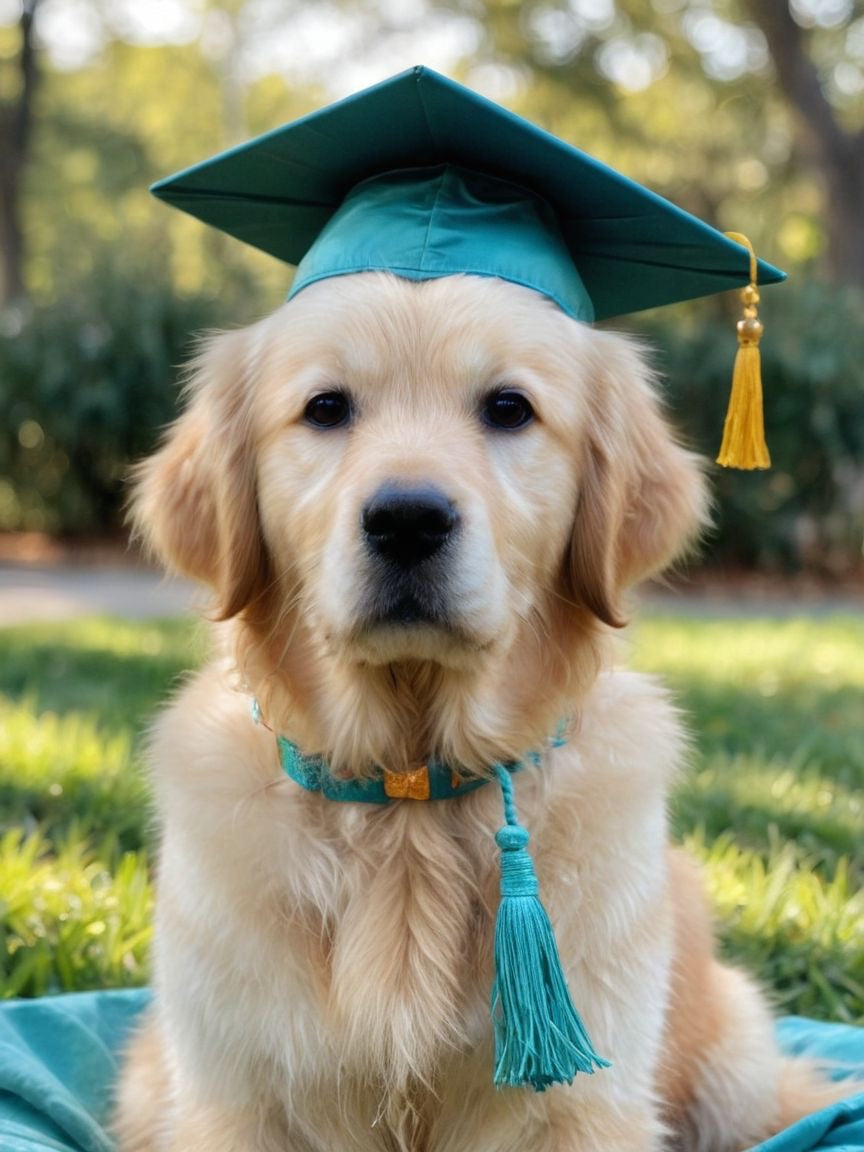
[0,0,863,573]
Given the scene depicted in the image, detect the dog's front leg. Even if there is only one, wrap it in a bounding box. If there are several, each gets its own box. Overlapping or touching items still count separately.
[165,1101,293,1152]
[432,1077,666,1152]
[543,1093,667,1152]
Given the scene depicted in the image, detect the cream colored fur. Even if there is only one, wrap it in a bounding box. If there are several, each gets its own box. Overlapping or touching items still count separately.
[117,274,848,1152]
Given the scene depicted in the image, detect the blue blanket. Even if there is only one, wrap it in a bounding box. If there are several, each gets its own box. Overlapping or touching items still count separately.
[0,991,861,1150]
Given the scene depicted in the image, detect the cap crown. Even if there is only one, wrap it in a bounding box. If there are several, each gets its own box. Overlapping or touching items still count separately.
[289,165,595,320]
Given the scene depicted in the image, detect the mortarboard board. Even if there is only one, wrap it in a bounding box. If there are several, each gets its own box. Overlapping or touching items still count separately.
[151,65,784,326]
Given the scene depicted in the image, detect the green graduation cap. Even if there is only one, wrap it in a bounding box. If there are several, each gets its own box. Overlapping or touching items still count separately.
[152,65,785,465]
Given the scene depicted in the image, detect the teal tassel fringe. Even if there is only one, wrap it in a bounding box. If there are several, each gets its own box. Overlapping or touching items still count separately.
[491,766,610,1091]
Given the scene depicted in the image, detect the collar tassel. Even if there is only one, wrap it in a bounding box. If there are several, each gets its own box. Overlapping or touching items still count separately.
[491,766,610,1091]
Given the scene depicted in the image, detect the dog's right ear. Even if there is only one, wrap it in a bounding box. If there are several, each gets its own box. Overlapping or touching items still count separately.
[130,327,272,620]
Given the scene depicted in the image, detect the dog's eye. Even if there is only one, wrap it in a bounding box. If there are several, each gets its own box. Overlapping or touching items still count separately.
[304,391,351,429]
[482,390,535,430]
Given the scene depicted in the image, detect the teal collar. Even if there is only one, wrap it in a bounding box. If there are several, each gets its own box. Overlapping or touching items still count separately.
[276,734,522,804]
[253,699,567,805]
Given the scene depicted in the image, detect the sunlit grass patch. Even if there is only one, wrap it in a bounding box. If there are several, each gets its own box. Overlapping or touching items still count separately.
[687,831,864,1023]
[630,616,864,833]
[0,617,199,997]
[631,613,864,1023]
[0,617,202,849]
[0,827,152,998]
[0,697,145,848]
[0,610,861,1021]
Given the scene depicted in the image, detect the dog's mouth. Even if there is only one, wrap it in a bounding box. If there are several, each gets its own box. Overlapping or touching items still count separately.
[340,570,493,665]
[369,593,441,627]
[362,573,454,631]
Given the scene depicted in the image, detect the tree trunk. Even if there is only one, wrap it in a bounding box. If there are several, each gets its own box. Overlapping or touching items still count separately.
[746,0,864,287]
[0,0,40,305]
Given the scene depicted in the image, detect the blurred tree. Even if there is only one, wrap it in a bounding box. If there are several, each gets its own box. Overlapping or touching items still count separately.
[0,0,860,564]
[458,0,864,287]
[0,0,40,304]
[14,28,320,313]
[746,2,864,285]
[0,0,332,311]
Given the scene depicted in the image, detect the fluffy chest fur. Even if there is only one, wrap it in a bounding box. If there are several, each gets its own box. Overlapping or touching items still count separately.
[144,661,679,1150]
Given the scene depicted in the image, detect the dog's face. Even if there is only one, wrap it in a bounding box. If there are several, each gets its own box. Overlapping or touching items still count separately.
[252,276,603,669]
[134,273,707,678]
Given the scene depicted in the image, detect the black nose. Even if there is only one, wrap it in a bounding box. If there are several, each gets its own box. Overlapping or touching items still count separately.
[362,484,459,567]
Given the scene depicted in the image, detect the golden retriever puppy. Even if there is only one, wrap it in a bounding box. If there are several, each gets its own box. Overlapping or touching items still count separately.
[117,273,845,1152]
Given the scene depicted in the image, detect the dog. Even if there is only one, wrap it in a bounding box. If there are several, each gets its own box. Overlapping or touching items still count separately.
[116,272,847,1152]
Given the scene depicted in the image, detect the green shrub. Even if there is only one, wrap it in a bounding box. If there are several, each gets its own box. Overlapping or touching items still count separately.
[0,267,226,534]
[3,273,863,573]
[637,281,864,574]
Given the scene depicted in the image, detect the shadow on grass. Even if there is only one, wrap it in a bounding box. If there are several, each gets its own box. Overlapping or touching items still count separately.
[0,618,202,737]
[666,678,863,875]
[671,783,862,871]
[0,618,201,851]
[668,682,864,781]
[0,774,152,854]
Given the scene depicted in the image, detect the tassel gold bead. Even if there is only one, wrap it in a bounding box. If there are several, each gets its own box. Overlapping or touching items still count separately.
[737,316,763,344]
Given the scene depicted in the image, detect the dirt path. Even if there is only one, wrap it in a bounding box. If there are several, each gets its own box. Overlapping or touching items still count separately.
[1,563,861,627]
[0,565,202,625]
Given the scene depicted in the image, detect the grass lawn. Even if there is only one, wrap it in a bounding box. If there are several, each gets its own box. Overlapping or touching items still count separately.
[0,612,861,1022]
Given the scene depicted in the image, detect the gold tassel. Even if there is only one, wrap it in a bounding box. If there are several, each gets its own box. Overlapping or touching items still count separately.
[716,232,770,470]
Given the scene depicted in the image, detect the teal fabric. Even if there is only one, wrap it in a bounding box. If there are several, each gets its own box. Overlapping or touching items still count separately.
[288,165,595,322]
[151,65,785,321]
[0,989,150,1152]
[0,998,860,1151]
[756,1018,864,1152]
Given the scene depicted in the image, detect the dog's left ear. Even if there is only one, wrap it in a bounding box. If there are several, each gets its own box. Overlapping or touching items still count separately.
[566,335,710,627]
[130,326,273,620]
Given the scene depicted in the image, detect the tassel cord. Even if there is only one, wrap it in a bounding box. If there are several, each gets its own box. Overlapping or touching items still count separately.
[491,764,610,1090]
[495,766,540,899]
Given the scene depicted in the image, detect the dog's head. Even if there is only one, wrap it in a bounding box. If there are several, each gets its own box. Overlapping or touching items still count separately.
[133,273,707,684]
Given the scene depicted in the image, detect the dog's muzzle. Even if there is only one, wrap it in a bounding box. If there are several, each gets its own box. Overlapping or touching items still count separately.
[360,482,460,626]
